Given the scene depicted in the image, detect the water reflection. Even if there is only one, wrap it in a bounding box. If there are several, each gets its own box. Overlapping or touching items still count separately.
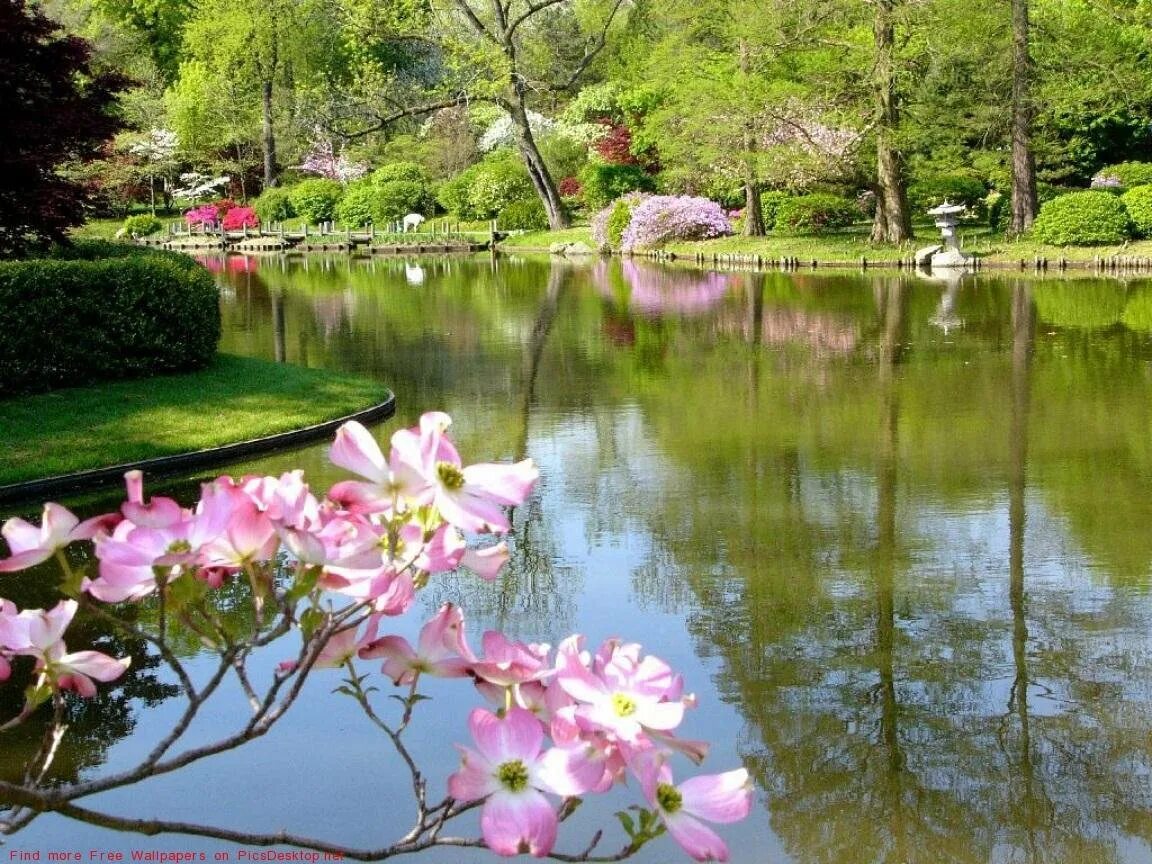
[18,256,1152,861]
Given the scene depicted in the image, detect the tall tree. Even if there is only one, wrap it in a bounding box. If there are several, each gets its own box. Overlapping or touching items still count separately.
[871,0,911,243]
[0,0,126,257]
[1009,0,1037,233]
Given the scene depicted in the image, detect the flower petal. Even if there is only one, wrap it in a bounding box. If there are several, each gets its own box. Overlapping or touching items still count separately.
[480,789,557,857]
[679,768,753,824]
[664,811,731,863]
[469,706,543,765]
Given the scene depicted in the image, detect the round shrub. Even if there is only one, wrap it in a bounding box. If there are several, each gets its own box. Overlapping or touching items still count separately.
[1032,191,1130,246]
[620,195,731,251]
[122,214,163,237]
[436,167,480,220]
[591,192,649,251]
[0,250,219,395]
[288,178,344,224]
[221,207,258,230]
[369,163,431,222]
[1121,185,1152,238]
[497,198,549,231]
[466,156,534,219]
[579,163,656,209]
[369,162,426,185]
[907,174,987,211]
[334,182,378,227]
[774,194,857,233]
[1092,161,1152,190]
[253,187,295,223]
[759,191,791,230]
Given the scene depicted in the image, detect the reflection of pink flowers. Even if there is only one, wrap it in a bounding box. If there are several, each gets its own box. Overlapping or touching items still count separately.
[595,261,735,317]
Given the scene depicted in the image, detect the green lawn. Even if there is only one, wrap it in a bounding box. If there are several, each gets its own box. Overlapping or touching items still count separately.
[0,355,386,486]
[498,222,1152,264]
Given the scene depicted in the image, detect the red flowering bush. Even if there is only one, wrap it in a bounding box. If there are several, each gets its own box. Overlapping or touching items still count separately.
[222,206,259,230]
[594,123,639,166]
[559,176,583,199]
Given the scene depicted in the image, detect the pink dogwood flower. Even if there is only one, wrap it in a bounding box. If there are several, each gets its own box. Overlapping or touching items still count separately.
[635,753,753,863]
[448,707,601,856]
[0,504,112,572]
[359,603,474,684]
[471,632,552,689]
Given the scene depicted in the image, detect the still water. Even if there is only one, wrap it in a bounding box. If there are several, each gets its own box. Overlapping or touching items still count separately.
[8,254,1152,863]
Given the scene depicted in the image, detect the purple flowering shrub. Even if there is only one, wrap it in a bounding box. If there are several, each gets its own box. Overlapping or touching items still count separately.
[619,195,731,251]
[591,192,649,251]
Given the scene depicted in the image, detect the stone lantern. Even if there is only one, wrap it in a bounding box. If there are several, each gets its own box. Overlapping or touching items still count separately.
[915,200,973,269]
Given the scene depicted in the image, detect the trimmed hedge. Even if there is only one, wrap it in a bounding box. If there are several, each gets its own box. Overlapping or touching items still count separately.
[1121,184,1152,238]
[497,198,549,231]
[0,251,220,396]
[1032,191,1130,246]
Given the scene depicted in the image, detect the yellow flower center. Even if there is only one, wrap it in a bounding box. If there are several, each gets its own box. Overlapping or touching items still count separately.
[656,782,683,814]
[436,462,466,491]
[167,539,192,555]
[497,759,529,792]
[612,692,637,717]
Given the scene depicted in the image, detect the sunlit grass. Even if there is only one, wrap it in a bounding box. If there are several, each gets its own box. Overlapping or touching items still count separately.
[0,355,385,485]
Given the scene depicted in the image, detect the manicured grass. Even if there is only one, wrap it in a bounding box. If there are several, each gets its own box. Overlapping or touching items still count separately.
[498,222,1152,264]
[0,355,385,485]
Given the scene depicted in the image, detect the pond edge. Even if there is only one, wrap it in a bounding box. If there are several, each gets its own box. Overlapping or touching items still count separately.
[0,392,396,506]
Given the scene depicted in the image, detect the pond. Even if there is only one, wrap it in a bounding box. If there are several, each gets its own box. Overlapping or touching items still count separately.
[6,253,1152,863]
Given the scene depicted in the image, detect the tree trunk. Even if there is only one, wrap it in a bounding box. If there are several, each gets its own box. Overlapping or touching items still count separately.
[871,0,911,244]
[506,95,569,230]
[1009,0,1038,234]
[739,39,765,237]
[262,78,277,190]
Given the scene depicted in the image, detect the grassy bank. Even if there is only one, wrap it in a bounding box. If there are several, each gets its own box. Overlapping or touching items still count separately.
[0,355,385,485]
[498,223,1152,264]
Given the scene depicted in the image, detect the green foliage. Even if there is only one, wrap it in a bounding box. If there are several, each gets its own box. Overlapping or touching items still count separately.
[334,182,378,227]
[0,251,220,396]
[1032,191,1131,246]
[1121,185,1152,238]
[580,163,657,209]
[122,214,164,237]
[1095,161,1152,189]
[497,199,549,231]
[372,180,428,223]
[774,194,857,234]
[369,162,427,185]
[289,179,344,224]
[606,199,633,249]
[253,187,296,223]
[907,175,988,211]
[760,191,791,230]
[437,155,534,221]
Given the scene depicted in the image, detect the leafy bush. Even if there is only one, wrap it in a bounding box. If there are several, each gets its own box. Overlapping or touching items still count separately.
[497,198,549,231]
[759,191,791,230]
[1121,185,1152,238]
[558,177,583,199]
[334,182,378,227]
[253,187,296,223]
[436,156,534,221]
[1032,191,1130,245]
[122,214,163,237]
[907,174,987,211]
[774,194,857,233]
[185,204,218,228]
[369,162,426,185]
[591,192,649,251]
[620,195,731,251]
[289,178,344,224]
[0,251,219,395]
[1092,161,1152,190]
[369,163,431,222]
[579,163,656,209]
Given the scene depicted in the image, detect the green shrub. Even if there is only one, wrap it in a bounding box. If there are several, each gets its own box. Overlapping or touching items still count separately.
[437,168,480,219]
[759,191,791,230]
[334,182,378,227]
[369,163,431,222]
[1121,184,1152,238]
[369,162,426,185]
[1032,191,1130,246]
[606,198,633,249]
[907,174,987,212]
[579,163,656,209]
[253,187,296,223]
[1093,161,1152,190]
[122,214,163,237]
[467,156,534,219]
[774,194,857,233]
[288,178,344,224]
[497,198,549,231]
[0,252,220,396]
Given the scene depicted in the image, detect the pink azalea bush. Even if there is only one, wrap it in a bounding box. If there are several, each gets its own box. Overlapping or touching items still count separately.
[0,411,752,861]
[184,203,219,228]
[222,206,259,230]
[620,196,731,252]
